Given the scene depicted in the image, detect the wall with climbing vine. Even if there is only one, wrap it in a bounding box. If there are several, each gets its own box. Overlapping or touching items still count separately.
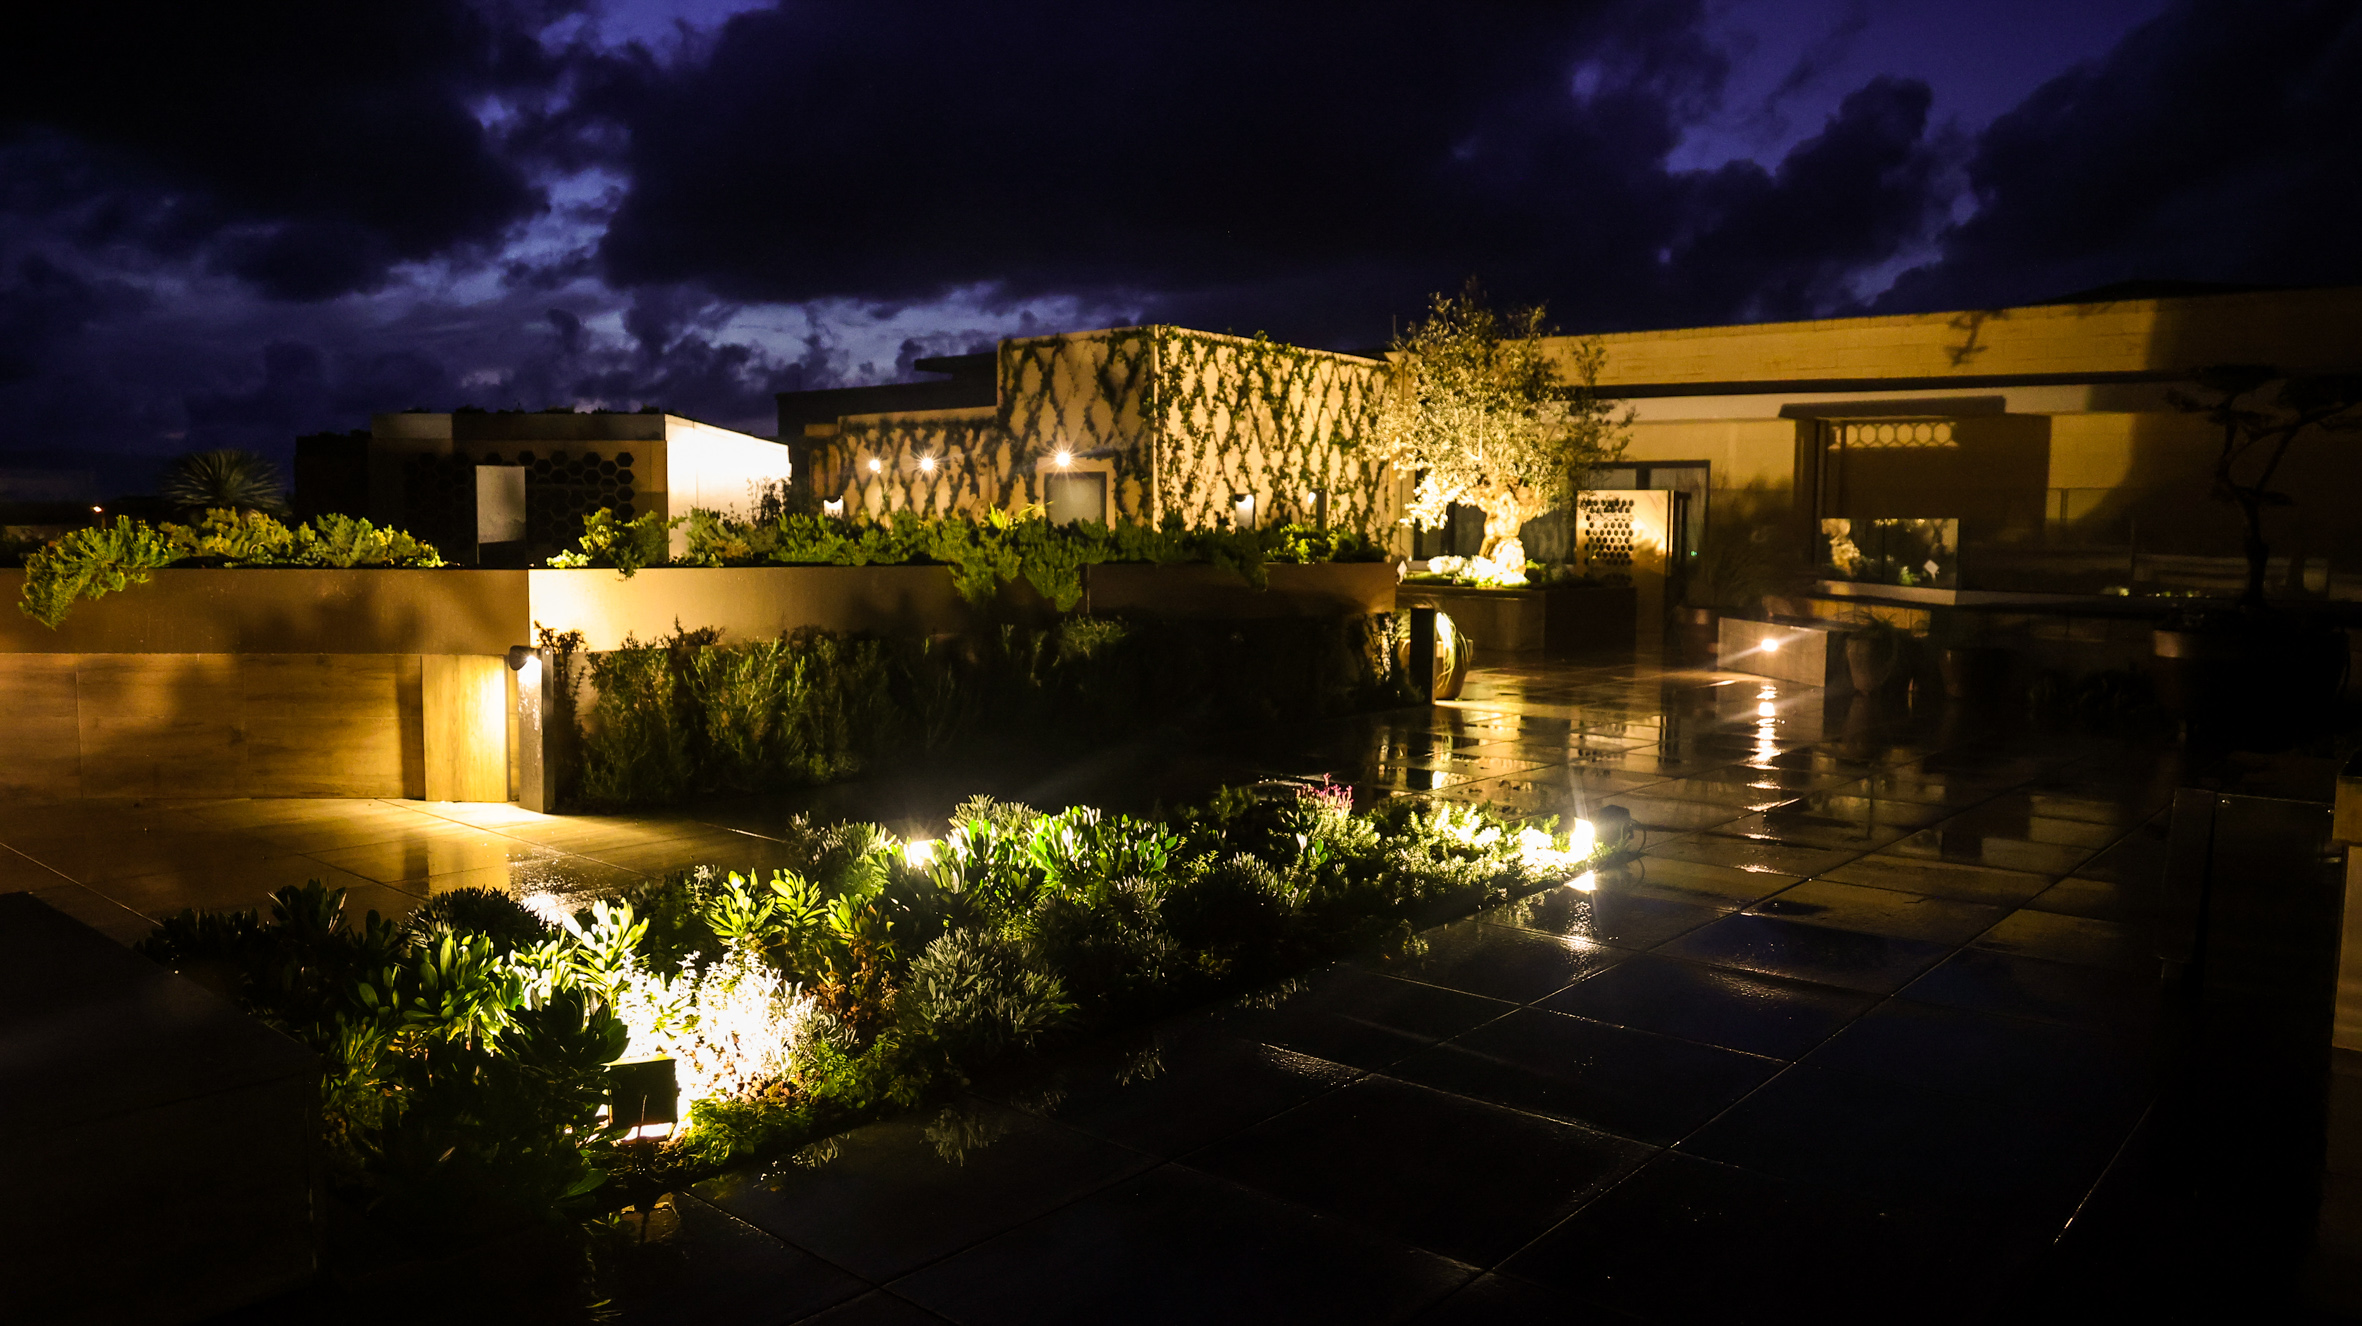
[1142,328,1396,538]
[807,326,1404,547]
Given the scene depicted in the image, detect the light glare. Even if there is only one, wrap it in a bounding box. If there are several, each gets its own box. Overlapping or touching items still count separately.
[903,838,938,868]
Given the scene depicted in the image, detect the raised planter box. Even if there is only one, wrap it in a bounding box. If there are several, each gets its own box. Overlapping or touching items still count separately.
[1082,562,1397,619]
[0,561,1398,802]
[0,567,526,655]
[1396,582,1635,659]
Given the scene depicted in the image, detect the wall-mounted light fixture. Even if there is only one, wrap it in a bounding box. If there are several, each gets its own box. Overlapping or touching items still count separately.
[1232,493,1256,528]
[822,498,845,516]
[866,457,883,473]
[1053,450,1073,467]
[918,454,937,474]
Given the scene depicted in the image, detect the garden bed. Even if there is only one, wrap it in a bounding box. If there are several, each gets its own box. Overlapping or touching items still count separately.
[0,560,1403,802]
[135,785,1601,1306]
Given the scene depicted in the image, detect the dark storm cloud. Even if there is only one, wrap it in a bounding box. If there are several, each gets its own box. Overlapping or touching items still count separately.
[2,1,580,300]
[0,0,2353,479]
[1879,0,2362,311]
[594,0,1764,341]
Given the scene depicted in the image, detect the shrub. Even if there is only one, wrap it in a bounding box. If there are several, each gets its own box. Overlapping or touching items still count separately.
[554,506,1378,611]
[140,787,1599,1295]
[564,615,1408,809]
[19,509,444,627]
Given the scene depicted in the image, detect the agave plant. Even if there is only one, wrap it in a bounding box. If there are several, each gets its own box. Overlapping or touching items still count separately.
[159,448,289,517]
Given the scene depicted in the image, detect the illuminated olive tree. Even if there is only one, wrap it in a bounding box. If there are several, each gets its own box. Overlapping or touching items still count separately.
[1374,286,1630,571]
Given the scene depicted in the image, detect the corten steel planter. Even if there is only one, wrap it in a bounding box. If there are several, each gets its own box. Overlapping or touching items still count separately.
[1396,582,1636,660]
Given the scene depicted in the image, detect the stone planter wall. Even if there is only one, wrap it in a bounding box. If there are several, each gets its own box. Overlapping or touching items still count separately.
[0,562,1394,802]
[1716,617,1854,689]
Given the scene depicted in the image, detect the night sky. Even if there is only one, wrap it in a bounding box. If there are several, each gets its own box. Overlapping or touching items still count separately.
[3,0,2356,486]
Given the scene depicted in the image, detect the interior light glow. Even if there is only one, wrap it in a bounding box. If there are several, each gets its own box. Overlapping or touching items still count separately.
[902,838,938,868]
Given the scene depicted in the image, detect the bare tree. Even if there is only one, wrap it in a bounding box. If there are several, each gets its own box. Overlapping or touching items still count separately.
[2172,367,2362,609]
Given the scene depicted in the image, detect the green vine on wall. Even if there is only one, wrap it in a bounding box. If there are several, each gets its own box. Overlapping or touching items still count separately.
[803,327,1398,547]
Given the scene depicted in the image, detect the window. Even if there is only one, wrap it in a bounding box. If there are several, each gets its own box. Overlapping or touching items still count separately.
[1044,471,1108,525]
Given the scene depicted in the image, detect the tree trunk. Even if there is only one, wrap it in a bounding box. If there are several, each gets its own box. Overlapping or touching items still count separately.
[2238,493,2271,610]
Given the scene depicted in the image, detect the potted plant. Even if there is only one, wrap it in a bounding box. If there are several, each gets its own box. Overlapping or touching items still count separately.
[1370,282,1632,580]
[1843,615,1913,693]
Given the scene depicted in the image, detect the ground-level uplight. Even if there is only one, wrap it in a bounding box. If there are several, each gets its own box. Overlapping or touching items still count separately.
[606,1057,679,1143]
[903,838,938,869]
[1590,804,1634,854]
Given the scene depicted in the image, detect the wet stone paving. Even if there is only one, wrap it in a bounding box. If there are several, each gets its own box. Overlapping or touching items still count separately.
[609,661,2196,1325]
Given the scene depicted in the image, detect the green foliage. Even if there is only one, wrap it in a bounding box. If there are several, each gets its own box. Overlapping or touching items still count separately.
[565,614,1408,809]
[1375,282,1631,563]
[547,508,679,576]
[18,509,445,628]
[138,882,626,1256]
[17,516,182,628]
[135,785,1598,1280]
[1262,522,1386,565]
[557,506,1377,611]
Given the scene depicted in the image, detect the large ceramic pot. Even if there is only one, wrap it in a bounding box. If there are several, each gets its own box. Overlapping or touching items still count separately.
[1844,630,1906,693]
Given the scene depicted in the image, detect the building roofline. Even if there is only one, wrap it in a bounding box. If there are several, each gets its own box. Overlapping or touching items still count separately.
[1590,368,2197,399]
[1565,283,2362,348]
